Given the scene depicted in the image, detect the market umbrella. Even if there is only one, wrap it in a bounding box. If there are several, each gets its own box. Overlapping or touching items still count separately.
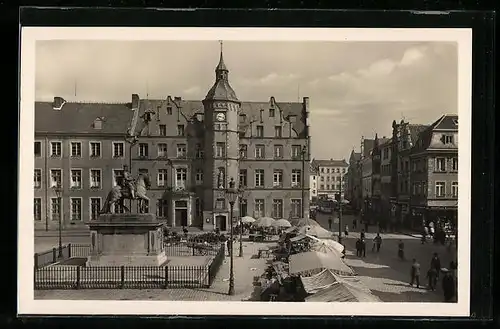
[254,217,276,227]
[272,218,292,228]
[305,277,381,302]
[289,251,355,276]
[298,225,334,239]
[307,235,344,256]
[241,216,256,224]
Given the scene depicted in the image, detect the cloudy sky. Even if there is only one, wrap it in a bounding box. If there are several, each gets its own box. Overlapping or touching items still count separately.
[35,40,458,160]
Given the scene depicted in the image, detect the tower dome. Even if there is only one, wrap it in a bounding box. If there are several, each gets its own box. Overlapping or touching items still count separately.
[204,43,239,102]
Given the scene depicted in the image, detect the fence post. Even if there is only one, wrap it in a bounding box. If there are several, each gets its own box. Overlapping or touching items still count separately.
[33,266,37,289]
[52,248,57,263]
[164,266,168,289]
[120,266,125,289]
[68,243,72,258]
[76,266,80,289]
[34,253,39,269]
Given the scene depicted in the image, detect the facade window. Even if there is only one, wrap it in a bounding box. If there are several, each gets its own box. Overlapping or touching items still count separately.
[320,184,324,190]
[291,199,302,218]
[195,144,204,159]
[34,141,41,157]
[215,198,225,210]
[272,199,283,219]
[451,157,458,171]
[113,142,125,158]
[291,145,302,159]
[175,168,187,190]
[157,169,168,187]
[422,182,427,196]
[269,109,275,117]
[50,141,62,157]
[443,135,454,144]
[239,199,247,217]
[138,143,148,158]
[90,169,101,188]
[256,125,264,138]
[157,143,168,158]
[50,197,61,221]
[255,169,264,188]
[176,144,187,158]
[34,198,42,221]
[239,144,248,159]
[274,145,283,159]
[412,183,417,195]
[435,157,446,172]
[70,169,82,189]
[216,142,226,158]
[70,142,82,157]
[275,126,282,138]
[321,176,324,182]
[90,198,101,220]
[90,142,101,158]
[239,169,247,188]
[239,114,246,123]
[342,168,346,173]
[195,169,203,185]
[452,182,458,198]
[254,199,265,218]
[50,169,62,188]
[159,124,167,136]
[435,182,446,197]
[321,168,324,173]
[273,170,283,187]
[157,199,168,218]
[34,169,41,189]
[112,169,124,187]
[255,145,265,159]
[336,176,341,182]
[167,106,172,115]
[177,125,185,136]
[291,170,301,187]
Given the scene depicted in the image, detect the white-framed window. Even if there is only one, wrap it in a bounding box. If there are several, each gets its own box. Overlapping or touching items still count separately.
[90,197,101,220]
[34,169,41,189]
[112,169,124,187]
[175,167,187,190]
[216,142,226,158]
[435,157,446,172]
[50,169,62,188]
[157,169,168,187]
[291,145,302,159]
[195,169,203,185]
[274,145,283,159]
[291,199,302,218]
[451,157,458,171]
[275,126,282,138]
[157,143,168,158]
[50,197,61,221]
[176,144,187,158]
[256,125,264,138]
[291,169,301,187]
[70,169,82,189]
[159,124,167,136]
[70,198,82,221]
[195,144,204,159]
[157,199,168,218]
[90,169,101,188]
[34,198,42,221]
[273,170,283,187]
[452,182,458,198]
[435,181,446,197]
[255,169,264,188]
[177,125,185,136]
[239,144,248,159]
[255,145,265,159]
[34,141,42,157]
[89,141,101,158]
[70,141,82,157]
[239,169,247,188]
[137,143,148,158]
[113,142,125,158]
[254,199,265,218]
[443,135,454,144]
[50,141,62,157]
[272,199,283,219]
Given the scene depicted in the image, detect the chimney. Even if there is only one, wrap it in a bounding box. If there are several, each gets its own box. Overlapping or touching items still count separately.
[174,96,181,102]
[131,94,139,109]
[52,97,66,110]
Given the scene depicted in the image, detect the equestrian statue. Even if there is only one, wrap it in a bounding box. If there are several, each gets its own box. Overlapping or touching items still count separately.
[100,165,151,214]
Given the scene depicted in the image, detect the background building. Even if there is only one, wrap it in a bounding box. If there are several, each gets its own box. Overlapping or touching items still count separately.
[312,159,348,200]
[34,98,134,231]
[379,137,393,227]
[346,150,362,211]
[309,162,319,203]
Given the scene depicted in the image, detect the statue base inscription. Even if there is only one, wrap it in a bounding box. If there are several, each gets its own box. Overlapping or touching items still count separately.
[85,213,167,267]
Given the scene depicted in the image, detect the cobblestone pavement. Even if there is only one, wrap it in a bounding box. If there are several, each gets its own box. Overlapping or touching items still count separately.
[35,239,271,301]
[315,212,457,302]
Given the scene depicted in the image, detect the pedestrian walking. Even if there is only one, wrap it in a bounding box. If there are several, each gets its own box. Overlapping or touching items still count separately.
[426,267,438,291]
[344,224,349,236]
[430,253,441,280]
[361,238,366,257]
[374,233,382,252]
[371,236,376,252]
[410,258,421,288]
[355,238,362,257]
[328,216,333,230]
[442,269,456,302]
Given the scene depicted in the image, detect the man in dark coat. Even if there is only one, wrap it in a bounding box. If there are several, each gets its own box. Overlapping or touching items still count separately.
[374,233,382,252]
[360,229,366,240]
[430,253,442,281]
[442,269,456,302]
[410,258,421,288]
[360,238,366,257]
[426,267,438,291]
[355,239,362,257]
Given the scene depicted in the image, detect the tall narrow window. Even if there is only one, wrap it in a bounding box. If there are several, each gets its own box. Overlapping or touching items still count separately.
[159,124,167,136]
[435,182,446,197]
[274,126,282,138]
[34,169,41,189]
[273,170,283,187]
[256,125,264,137]
[451,157,458,171]
[34,198,42,221]
[90,169,101,188]
[239,169,247,188]
[255,169,264,188]
[157,199,168,218]
[50,197,61,221]
[291,169,301,187]
[239,144,248,159]
[195,144,204,159]
[176,144,187,158]
[112,169,124,187]
[157,143,167,158]
[216,142,226,158]
[90,198,101,220]
[272,199,283,219]
[451,182,458,198]
[70,142,82,157]
[255,145,265,159]
[435,158,446,172]
[239,199,248,217]
[70,169,82,189]
[90,142,101,158]
[175,168,187,190]
[138,143,148,157]
[291,145,302,159]
[291,199,302,218]
[113,142,125,158]
[195,169,203,185]
[50,169,62,188]
[274,145,283,159]
[177,125,185,136]
[157,169,168,187]
[50,141,62,157]
[34,141,41,157]
[254,199,265,218]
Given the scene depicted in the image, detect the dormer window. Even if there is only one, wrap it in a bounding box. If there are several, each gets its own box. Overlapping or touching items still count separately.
[453,119,458,126]
[93,118,102,129]
[443,134,454,144]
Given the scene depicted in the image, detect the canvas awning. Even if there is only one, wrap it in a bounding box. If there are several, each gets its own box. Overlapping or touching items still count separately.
[298,225,334,239]
[305,280,381,302]
[300,269,338,294]
[289,251,355,276]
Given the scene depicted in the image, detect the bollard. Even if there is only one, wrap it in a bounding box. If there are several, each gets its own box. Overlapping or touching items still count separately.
[68,243,72,258]
[52,248,57,263]
[34,253,39,269]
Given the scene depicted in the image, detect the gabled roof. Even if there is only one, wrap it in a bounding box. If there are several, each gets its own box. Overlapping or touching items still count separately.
[35,101,133,135]
[363,139,375,157]
[313,159,349,167]
[410,114,458,154]
[349,150,361,162]
[432,114,459,130]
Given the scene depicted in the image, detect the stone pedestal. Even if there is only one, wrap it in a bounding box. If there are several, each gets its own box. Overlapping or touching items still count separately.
[85,213,167,266]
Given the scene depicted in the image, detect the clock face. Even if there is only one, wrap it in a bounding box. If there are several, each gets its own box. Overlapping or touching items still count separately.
[216,112,226,122]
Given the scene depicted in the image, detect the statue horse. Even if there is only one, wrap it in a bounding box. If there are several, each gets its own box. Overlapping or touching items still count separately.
[100,173,151,214]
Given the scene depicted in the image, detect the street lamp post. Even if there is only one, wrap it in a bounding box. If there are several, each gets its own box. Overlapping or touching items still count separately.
[301,146,306,220]
[225,177,240,296]
[238,191,245,257]
[55,187,63,259]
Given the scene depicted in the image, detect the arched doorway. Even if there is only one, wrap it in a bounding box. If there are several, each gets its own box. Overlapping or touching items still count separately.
[216,215,227,231]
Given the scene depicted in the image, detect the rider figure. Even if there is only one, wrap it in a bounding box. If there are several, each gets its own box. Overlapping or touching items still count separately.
[122,165,135,199]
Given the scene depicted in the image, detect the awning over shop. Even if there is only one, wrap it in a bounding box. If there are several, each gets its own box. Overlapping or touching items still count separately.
[289,251,355,277]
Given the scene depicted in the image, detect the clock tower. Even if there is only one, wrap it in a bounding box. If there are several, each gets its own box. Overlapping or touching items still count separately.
[202,42,241,231]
